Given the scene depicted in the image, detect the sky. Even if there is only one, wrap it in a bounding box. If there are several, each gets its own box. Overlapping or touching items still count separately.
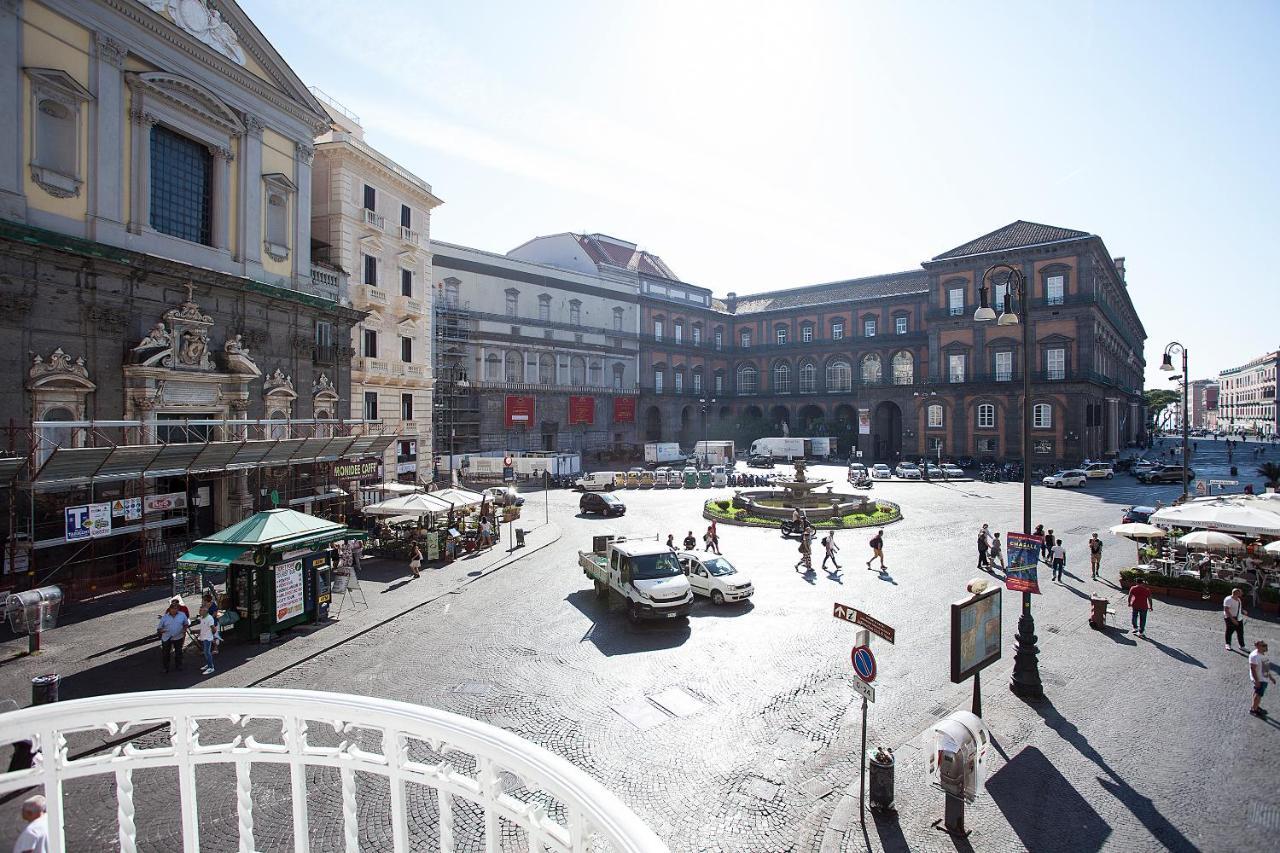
[242,0,1280,388]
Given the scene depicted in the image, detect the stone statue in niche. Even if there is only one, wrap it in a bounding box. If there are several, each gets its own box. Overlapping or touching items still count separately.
[222,334,261,376]
[132,323,174,367]
[178,327,210,368]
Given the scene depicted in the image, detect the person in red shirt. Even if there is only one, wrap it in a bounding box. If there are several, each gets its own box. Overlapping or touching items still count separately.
[1128,579,1153,637]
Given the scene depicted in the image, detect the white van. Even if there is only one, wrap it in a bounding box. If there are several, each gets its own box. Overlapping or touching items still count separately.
[576,471,617,492]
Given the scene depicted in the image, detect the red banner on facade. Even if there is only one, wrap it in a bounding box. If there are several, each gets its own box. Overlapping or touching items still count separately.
[505,395,535,428]
[613,397,636,423]
[569,396,595,425]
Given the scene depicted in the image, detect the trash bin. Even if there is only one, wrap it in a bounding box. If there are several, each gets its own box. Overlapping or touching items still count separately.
[515,528,526,548]
[31,673,59,706]
[1089,595,1109,630]
[868,746,895,811]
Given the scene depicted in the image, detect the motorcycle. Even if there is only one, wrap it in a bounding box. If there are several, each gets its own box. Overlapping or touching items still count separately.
[850,475,873,490]
[780,519,816,539]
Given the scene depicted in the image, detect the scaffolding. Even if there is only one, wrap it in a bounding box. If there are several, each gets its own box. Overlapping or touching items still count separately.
[433,295,480,471]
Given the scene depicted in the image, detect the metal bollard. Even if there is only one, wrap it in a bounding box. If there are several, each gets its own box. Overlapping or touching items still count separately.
[868,747,895,811]
[31,673,60,706]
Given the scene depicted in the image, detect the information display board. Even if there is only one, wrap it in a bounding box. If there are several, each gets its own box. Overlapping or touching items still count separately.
[950,586,1002,683]
[274,560,305,622]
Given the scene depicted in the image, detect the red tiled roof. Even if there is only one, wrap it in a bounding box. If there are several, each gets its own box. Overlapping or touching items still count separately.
[574,233,676,279]
[931,221,1092,261]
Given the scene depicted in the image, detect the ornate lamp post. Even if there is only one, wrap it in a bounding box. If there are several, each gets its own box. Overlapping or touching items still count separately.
[974,264,1042,699]
[1159,342,1190,500]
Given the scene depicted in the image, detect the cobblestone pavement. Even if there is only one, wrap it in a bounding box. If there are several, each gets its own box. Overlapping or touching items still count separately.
[5,441,1279,851]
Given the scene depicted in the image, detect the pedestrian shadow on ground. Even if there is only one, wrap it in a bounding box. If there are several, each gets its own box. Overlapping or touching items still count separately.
[1139,635,1205,668]
[564,591,690,656]
[1098,625,1137,646]
[1025,702,1198,852]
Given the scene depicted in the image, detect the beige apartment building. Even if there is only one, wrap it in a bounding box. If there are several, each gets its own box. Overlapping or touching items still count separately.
[311,93,442,498]
[1218,350,1279,436]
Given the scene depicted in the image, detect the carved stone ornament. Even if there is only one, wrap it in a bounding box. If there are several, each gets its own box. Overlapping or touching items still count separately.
[263,368,296,399]
[28,348,95,390]
[222,335,261,377]
[137,0,247,66]
[313,373,339,402]
[295,141,314,165]
[132,381,166,412]
[95,34,128,68]
[132,284,216,371]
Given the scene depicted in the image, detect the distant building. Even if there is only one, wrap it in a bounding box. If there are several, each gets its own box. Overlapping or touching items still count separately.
[1188,379,1218,431]
[1218,351,1279,436]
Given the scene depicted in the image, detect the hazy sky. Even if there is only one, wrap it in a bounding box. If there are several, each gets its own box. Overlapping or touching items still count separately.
[244,0,1279,387]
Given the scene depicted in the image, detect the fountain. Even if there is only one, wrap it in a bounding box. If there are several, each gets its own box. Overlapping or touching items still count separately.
[727,457,876,524]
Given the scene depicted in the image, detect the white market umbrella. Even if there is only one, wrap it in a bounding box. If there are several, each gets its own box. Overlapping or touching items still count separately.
[1109,523,1167,540]
[1263,540,1280,555]
[361,493,454,517]
[430,487,485,508]
[379,481,422,494]
[1177,530,1245,551]
[1151,502,1280,537]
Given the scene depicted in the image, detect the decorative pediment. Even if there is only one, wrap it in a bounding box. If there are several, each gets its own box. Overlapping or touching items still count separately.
[396,316,419,331]
[313,373,339,404]
[358,233,385,255]
[222,335,261,377]
[25,68,93,106]
[136,1,247,65]
[127,71,245,136]
[263,368,297,400]
[1039,333,1074,345]
[28,349,95,391]
[132,285,216,371]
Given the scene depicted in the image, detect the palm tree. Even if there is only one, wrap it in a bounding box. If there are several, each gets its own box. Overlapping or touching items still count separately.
[1258,462,1280,490]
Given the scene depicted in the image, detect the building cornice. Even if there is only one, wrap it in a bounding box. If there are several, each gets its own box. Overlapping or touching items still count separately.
[314,138,441,207]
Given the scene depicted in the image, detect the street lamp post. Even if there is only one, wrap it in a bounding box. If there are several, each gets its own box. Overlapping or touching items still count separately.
[974,264,1042,699]
[699,397,716,467]
[1160,342,1190,500]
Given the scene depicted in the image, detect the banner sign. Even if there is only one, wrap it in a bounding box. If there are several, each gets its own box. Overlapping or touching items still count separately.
[144,492,188,513]
[858,408,871,435]
[112,497,143,521]
[569,396,595,426]
[274,560,305,622]
[335,457,382,482]
[613,397,636,424]
[65,502,112,542]
[1005,532,1042,594]
[505,395,535,427]
[950,586,1002,683]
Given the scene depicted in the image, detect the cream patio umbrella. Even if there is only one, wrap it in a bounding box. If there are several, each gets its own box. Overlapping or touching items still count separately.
[1177,530,1245,551]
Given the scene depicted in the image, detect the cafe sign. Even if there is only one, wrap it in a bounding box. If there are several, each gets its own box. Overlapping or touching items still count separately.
[335,457,382,483]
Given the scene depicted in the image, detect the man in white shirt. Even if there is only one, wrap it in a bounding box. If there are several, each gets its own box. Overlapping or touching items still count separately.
[1050,539,1067,582]
[1224,588,1246,651]
[12,794,48,853]
[197,610,217,676]
[1250,640,1275,717]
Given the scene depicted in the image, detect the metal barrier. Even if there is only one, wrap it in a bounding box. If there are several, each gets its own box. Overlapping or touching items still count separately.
[0,688,667,853]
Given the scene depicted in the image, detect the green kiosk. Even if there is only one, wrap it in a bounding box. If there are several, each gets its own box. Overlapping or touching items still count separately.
[174,509,362,639]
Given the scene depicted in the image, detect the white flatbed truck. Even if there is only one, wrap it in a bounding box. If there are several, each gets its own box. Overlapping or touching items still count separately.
[579,535,693,622]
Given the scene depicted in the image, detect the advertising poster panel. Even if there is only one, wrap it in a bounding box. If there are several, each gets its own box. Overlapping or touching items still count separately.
[613,397,636,423]
[274,560,306,622]
[505,396,535,427]
[858,409,871,434]
[568,396,595,425]
[951,586,1003,682]
[1005,532,1042,594]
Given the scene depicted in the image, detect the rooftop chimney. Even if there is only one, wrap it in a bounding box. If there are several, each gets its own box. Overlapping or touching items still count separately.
[1113,257,1126,281]
[726,291,738,313]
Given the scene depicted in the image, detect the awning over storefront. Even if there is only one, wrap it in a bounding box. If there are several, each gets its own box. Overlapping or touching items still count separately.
[175,542,251,568]
[362,493,455,516]
[30,434,398,488]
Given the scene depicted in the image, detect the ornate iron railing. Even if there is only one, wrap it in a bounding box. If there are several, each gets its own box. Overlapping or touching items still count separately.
[0,688,666,853]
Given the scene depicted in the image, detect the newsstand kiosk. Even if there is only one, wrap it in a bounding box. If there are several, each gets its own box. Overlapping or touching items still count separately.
[174,509,362,640]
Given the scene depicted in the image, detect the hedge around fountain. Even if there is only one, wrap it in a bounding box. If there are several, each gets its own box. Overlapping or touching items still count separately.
[703,497,901,529]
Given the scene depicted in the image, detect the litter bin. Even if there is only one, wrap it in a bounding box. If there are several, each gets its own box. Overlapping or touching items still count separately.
[515,528,526,548]
[868,746,895,811]
[1089,595,1110,630]
[31,673,60,706]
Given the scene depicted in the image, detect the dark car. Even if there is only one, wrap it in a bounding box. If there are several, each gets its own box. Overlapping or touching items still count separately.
[1122,505,1157,524]
[1137,465,1194,484]
[580,492,626,517]
[747,455,775,469]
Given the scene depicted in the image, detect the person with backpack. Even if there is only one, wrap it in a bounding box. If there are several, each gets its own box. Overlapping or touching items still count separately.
[821,531,841,572]
[866,529,886,571]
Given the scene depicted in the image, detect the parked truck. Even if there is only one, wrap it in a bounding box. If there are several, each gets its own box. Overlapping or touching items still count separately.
[578,535,694,622]
[692,440,736,467]
[644,442,685,466]
[748,437,832,460]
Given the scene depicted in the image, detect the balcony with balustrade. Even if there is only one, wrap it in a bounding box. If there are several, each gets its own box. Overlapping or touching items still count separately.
[0,688,666,852]
[362,207,385,231]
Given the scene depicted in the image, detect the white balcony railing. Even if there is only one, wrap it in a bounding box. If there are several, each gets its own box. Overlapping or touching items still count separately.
[357,284,388,305]
[362,207,385,230]
[400,225,420,245]
[0,689,667,853]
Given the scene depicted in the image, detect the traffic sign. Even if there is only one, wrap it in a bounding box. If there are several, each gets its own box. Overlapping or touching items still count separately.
[833,602,897,644]
[851,677,875,703]
[1209,479,1238,486]
[504,456,514,467]
[852,645,877,683]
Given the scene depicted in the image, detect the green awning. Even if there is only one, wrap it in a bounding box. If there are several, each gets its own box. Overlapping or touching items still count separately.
[175,543,250,568]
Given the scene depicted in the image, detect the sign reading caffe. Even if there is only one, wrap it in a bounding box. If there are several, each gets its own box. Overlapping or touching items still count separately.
[335,458,382,483]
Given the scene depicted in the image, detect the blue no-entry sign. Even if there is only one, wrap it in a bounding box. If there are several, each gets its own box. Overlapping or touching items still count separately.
[851,645,876,683]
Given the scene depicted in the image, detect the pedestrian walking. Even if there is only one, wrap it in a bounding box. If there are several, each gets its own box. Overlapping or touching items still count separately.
[821,531,841,571]
[197,607,217,675]
[989,533,1005,570]
[795,528,813,571]
[666,533,676,551]
[201,590,222,654]
[1043,528,1056,563]
[977,524,990,569]
[1033,524,1045,556]
[1051,539,1066,582]
[709,522,722,555]
[351,537,364,573]
[12,794,48,853]
[682,530,697,551]
[1250,640,1275,717]
[409,543,423,579]
[1088,533,1103,579]
[866,529,886,571]
[156,600,189,673]
[1128,576,1152,636]
[1224,587,1247,651]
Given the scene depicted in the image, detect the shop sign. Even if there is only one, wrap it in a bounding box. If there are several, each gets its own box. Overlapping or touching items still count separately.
[613,397,636,424]
[505,395,535,427]
[275,560,305,622]
[111,497,143,521]
[144,492,188,513]
[335,457,382,482]
[65,502,113,542]
[396,461,417,474]
[569,396,595,425]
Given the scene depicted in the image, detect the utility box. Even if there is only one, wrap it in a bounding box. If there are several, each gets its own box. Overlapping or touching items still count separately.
[5,586,63,635]
[924,710,990,804]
